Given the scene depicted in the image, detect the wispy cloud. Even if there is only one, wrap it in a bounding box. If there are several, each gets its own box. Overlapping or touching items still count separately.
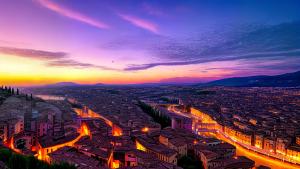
[0,46,67,60]
[36,0,109,29]
[120,22,300,71]
[118,13,159,34]
[47,59,119,70]
[124,49,300,71]
[0,46,116,70]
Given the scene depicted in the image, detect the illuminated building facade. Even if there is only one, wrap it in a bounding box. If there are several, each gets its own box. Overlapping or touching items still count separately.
[236,130,253,146]
[287,146,300,162]
[177,105,300,165]
[112,124,123,137]
[254,134,264,149]
[136,140,146,152]
[135,139,178,165]
[37,123,91,162]
[263,137,276,153]
[159,135,187,157]
[296,136,300,146]
[276,137,291,155]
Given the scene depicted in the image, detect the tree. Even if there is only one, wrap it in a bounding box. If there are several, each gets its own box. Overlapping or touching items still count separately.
[0,149,76,169]
[16,89,19,95]
[8,153,27,169]
[0,148,12,164]
[27,155,50,169]
[138,101,171,128]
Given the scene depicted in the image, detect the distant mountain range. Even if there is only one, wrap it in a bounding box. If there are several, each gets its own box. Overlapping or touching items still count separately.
[45,71,300,88]
[45,82,104,87]
[204,70,300,87]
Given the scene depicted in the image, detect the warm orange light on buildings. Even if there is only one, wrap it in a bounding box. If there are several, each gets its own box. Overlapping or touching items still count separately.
[136,141,146,152]
[276,150,286,155]
[112,160,120,168]
[74,107,121,136]
[141,127,149,133]
[172,107,300,168]
[80,122,91,137]
[74,107,113,127]
[113,130,122,136]
[6,136,21,154]
[193,140,198,145]
[112,125,123,137]
[37,149,43,160]
[215,132,300,169]
[255,144,262,149]
[190,108,216,124]
[9,137,14,149]
[31,146,37,152]
[37,123,91,162]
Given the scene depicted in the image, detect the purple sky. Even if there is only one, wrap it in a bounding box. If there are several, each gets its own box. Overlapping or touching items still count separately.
[0,0,300,85]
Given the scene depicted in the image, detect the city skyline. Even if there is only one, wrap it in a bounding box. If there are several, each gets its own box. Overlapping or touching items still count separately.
[1,0,300,86]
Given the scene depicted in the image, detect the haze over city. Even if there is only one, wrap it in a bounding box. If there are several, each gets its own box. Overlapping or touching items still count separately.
[1,0,300,86]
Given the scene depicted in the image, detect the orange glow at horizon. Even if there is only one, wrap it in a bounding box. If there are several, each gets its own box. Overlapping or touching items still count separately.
[0,53,237,86]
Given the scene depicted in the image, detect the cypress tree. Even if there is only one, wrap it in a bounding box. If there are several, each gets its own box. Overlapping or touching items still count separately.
[16,89,19,95]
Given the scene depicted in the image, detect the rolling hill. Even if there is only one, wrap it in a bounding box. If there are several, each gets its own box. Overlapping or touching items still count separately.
[204,71,300,87]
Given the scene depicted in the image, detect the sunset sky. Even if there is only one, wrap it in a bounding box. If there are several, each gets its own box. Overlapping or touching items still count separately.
[0,0,300,86]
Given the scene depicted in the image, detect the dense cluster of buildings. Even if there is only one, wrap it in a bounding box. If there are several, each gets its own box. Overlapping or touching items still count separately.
[25,86,263,169]
[171,87,300,165]
[6,85,297,169]
[0,89,81,162]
